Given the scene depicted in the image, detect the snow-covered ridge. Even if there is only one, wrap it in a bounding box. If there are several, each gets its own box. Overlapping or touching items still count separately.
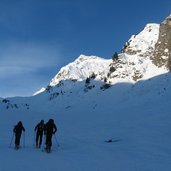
[33,87,46,96]
[122,23,159,57]
[49,55,111,86]
[48,23,163,88]
[48,53,167,92]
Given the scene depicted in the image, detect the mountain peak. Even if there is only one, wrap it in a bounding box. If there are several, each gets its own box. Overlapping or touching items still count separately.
[76,54,99,62]
[49,55,111,87]
[122,23,159,57]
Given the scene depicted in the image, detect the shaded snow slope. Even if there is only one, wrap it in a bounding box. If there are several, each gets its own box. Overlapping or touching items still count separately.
[0,72,171,171]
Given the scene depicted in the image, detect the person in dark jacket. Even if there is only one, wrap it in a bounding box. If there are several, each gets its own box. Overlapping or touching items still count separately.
[44,119,57,152]
[34,120,45,148]
[13,121,25,149]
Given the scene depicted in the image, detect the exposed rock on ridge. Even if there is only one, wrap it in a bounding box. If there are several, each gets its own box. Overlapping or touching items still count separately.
[151,14,171,70]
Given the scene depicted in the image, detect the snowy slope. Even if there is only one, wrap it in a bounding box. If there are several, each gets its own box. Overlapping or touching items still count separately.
[0,72,171,171]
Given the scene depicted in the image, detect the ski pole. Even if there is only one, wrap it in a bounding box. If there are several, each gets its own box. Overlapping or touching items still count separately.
[53,134,60,147]
[23,132,25,148]
[33,131,36,146]
[9,133,14,148]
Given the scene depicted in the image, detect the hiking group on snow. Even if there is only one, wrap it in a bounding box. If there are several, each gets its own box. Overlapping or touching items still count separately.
[12,119,57,153]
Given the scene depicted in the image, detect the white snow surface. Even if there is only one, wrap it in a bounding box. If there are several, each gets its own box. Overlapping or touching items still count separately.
[125,23,159,56]
[33,87,46,96]
[50,55,111,86]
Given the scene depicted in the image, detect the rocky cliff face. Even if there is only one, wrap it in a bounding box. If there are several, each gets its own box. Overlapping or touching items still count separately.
[151,15,171,70]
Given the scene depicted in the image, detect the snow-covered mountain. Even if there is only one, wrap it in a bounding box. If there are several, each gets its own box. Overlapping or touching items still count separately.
[44,19,168,93]
[0,14,171,171]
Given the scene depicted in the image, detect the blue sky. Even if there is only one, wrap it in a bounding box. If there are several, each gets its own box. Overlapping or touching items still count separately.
[0,0,170,98]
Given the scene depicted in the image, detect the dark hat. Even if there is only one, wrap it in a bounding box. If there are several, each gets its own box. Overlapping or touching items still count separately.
[49,119,54,123]
[18,121,22,125]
